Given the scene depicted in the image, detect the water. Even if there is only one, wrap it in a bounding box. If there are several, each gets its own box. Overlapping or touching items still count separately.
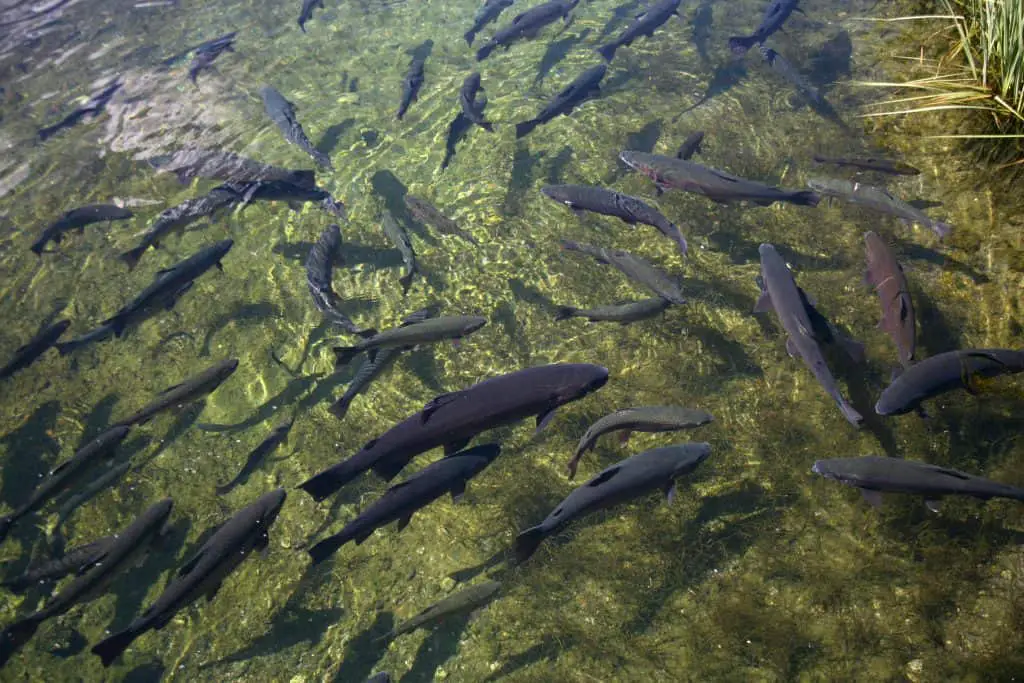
[2,0,1023,680]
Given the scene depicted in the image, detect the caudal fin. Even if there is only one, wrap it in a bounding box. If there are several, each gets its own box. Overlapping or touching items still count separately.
[464,30,476,46]
[119,246,145,270]
[298,469,345,502]
[327,397,351,420]
[91,627,139,667]
[728,35,756,54]
[513,526,546,564]
[476,43,494,61]
[596,43,617,62]
[0,617,41,667]
[307,532,349,565]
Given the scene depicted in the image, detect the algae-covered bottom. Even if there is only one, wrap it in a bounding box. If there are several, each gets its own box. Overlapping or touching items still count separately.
[0,0,1023,680]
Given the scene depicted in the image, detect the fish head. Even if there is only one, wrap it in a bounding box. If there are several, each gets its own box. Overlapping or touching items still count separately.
[215,358,241,381]
[213,238,235,257]
[539,185,567,202]
[673,442,712,476]
[575,364,610,398]
[462,316,489,335]
[257,488,288,527]
[811,458,860,485]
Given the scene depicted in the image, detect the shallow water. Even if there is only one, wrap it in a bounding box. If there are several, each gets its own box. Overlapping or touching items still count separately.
[1,0,1023,680]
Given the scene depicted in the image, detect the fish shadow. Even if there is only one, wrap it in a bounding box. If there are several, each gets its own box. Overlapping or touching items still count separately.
[201,302,281,357]
[198,373,319,435]
[441,112,473,171]
[481,641,560,682]
[605,119,662,184]
[448,548,510,585]
[893,237,988,285]
[398,614,472,683]
[807,30,853,89]
[685,325,763,385]
[316,118,357,157]
[508,278,560,317]
[407,39,434,63]
[913,288,962,359]
[0,400,62,511]
[209,600,344,667]
[122,661,166,682]
[535,29,591,86]
[503,144,546,217]
[74,393,120,451]
[545,145,574,185]
[135,401,206,467]
[599,0,643,39]
[330,612,394,682]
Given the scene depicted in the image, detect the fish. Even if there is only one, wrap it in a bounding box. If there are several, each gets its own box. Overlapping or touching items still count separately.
[397,55,426,121]
[38,77,122,141]
[515,443,711,563]
[91,489,286,667]
[0,500,173,668]
[620,152,820,207]
[113,358,239,427]
[0,426,131,544]
[568,406,714,479]
[812,155,920,176]
[459,72,494,132]
[728,0,799,55]
[299,363,609,500]
[0,319,70,380]
[54,459,133,529]
[332,315,487,368]
[261,86,333,170]
[54,323,118,357]
[757,44,823,105]
[105,240,234,336]
[381,208,418,295]
[306,224,371,336]
[806,177,952,238]
[222,177,346,219]
[187,31,236,83]
[596,0,680,62]
[0,536,115,593]
[298,0,324,32]
[812,456,1024,511]
[675,131,704,160]
[755,243,862,426]
[31,205,134,255]
[476,0,579,61]
[554,298,670,325]
[516,63,605,138]
[119,189,239,269]
[215,417,294,495]
[559,240,685,305]
[541,184,687,256]
[875,349,1024,417]
[366,675,392,683]
[864,231,915,367]
[147,148,315,186]
[404,195,479,245]
[386,580,502,639]
[465,0,514,45]
[307,444,501,563]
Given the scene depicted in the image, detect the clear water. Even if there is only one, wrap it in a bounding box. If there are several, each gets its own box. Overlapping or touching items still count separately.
[1,0,1023,681]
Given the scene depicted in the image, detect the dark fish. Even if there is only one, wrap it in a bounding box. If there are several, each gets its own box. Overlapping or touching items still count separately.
[596,0,680,62]
[31,205,134,255]
[298,0,324,32]
[119,189,239,269]
[147,148,315,186]
[215,417,294,495]
[675,131,704,160]
[397,55,426,121]
[0,536,115,593]
[568,406,713,479]
[299,363,609,500]
[54,323,118,357]
[755,243,862,426]
[807,177,951,238]
[757,43,823,104]
[113,358,239,427]
[875,349,1024,417]
[0,426,131,544]
[554,297,669,324]
[38,78,122,141]
[465,0,514,45]
[542,184,687,256]
[0,500,173,668]
[386,580,502,639]
[476,0,579,61]
[187,32,236,84]
[728,0,799,55]
[559,240,685,305]
[306,224,371,336]
[620,151,820,207]
[222,177,346,219]
[404,195,479,245]
[332,315,487,368]
[91,489,286,667]
[812,155,920,176]
[366,675,392,683]
[677,60,746,116]
[0,320,69,380]
[459,72,493,132]
[382,208,418,296]
[864,231,915,367]
[812,456,1024,510]
[308,444,501,563]
[516,63,605,138]
[261,86,333,170]
[515,443,711,563]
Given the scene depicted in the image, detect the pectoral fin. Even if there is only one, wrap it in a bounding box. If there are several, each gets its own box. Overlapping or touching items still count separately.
[450,480,466,503]
[535,408,557,433]
[753,290,774,313]
[396,514,413,532]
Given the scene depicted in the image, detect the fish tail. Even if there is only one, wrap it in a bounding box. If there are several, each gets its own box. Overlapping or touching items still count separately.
[515,120,538,139]
[118,246,144,270]
[399,271,414,296]
[307,532,349,565]
[792,190,821,207]
[91,627,139,667]
[554,306,577,321]
[214,481,236,496]
[596,43,617,62]
[464,30,476,46]
[29,238,47,256]
[728,35,756,54]
[932,221,953,239]
[298,469,344,502]
[332,346,360,368]
[514,526,546,564]
[327,397,351,420]
[0,616,42,666]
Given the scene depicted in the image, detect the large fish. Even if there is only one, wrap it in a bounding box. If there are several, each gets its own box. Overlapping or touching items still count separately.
[458,72,494,132]
[386,580,502,639]
[864,231,915,367]
[807,177,951,239]
[542,184,687,256]
[216,417,294,495]
[332,315,487,368]
[91,489,287,666]
[382,208,418,295]
[404,195,479,245]
[307,444,501,564]
[554,297,669,325]
[37,77,122,141]
[875,349,1024,416]
[261,86,333,170]
[620,152,820,207]
[476,0,578,61]
[298,0,324,32]
[755,243,862,426]
[812,155,920,176]
[0,536,114,593]
[560,240,685,305]
[223,177,346,219]
[54,459,133,530]
[187,32,236,84]
[31,205,134,255]
[596,0,680,62]
[516,63,605,138]
[119,190,239,269]
[397,55,426,121]
[305,224,371,336]
[113,358,238,427]
[299,363,609,500]
[465,0,514,45]
[0,320,69,380]
[515,443,711,562]
[147,147,315,186]
[812,456,1024,510]
[728,0,799,55]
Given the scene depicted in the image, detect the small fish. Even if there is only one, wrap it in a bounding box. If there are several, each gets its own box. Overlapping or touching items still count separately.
[404,195,478,245]
[223,177,346,219]
[148,148,315,186]
[0,536,115,593]
[728,0,799,55]
[91,489,286,667]
[516,63,605,138]
[476,0,578,61]
[306,224,371,336]
[757,44,823,104]
[812,155,920,176]
[216,417,294,495]
[465,0,514,46]
[386,580,502,639]
[38,77,122,141]
[187,32,236,84]
[333,315,487,368]
[54,323,118,357]
[675,131,704,160]
[516,443,711,563]
[596,0,680,62]
[261,86,333,170]
[113,358,239,427]
[812,456,1024,511]
[298,0,324,32]
[381,208,418,295]
[308,444,501,564]
[119,189,239,269]
[807,177,951,238]
[397,55,426,121]
[568,406,714,479]
[0,320,69,380]
[459,72,493,132]
[31,205,134,255]
[560,240,685,305]
[542,184,687,256]
[554,298,669,325]
[864,231,915,367]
